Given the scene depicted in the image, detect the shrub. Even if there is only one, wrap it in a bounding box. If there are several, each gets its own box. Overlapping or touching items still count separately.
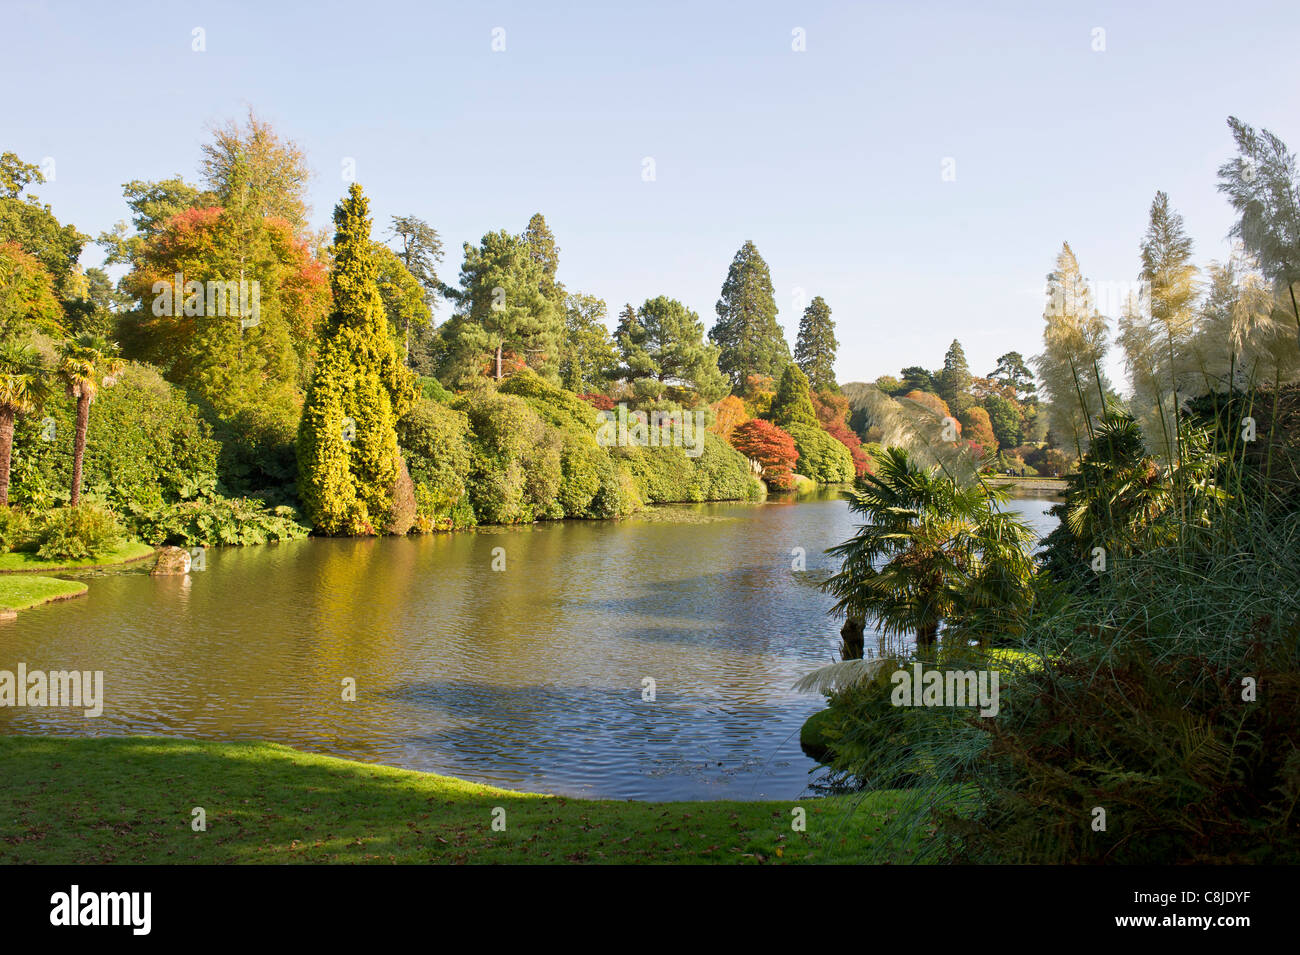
[35,503,124,560]
[127,495,309,547]
[417,376,454,404]
[0,506,31,553]
[785,421,855,483]
[397,399,474,530]
[461,390,562,524]
[385,456,417,535]
[730,418,798,490]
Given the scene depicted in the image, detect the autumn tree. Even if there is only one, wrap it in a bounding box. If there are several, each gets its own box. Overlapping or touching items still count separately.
[200,109,312,234]
[0,152,89,311]
[730,418,798,490]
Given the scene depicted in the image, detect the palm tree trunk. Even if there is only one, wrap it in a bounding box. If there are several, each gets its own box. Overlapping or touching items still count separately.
[839,617,865,660]
[916,622,939,650]
[0,408,14,507]
[70,392,89,506]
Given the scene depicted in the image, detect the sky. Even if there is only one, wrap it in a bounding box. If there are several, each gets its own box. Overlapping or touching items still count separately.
[4,0,1298,391]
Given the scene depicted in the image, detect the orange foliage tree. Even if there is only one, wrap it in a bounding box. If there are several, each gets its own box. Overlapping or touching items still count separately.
[730,418,798,491]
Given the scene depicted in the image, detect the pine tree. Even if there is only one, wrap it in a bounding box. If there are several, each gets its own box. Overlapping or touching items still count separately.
[794,295,838,391]
[522,213,560,299]
[710,240,790,391]
[443,230,564,382]
[298,183,415,535]
[938,339,973,413]
[630,296,728,401]
[770,364,819,428]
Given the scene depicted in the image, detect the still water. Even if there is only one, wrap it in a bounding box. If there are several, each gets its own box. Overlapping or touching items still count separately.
[0,491,1058,800]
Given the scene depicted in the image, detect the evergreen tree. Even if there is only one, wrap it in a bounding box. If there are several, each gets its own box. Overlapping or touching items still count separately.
[937,339,973,413]
[630,296,728,401]
[560,292,618,393]
[443,229,564,382]
[710,240,790,390]
[614,302,656,381]
[899,366,936,394]
[794,295,838,391]
[989,351,1037,400]
[770,363,819,428]
[522,213,561,300]
[298,184,416,535]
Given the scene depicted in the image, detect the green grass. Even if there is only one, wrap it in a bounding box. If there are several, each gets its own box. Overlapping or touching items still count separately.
[0,575,87,611]
[0,540,154,573]
[0,736,917,864]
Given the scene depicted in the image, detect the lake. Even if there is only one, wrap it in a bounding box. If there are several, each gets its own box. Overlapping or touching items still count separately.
[0,490,1059,801]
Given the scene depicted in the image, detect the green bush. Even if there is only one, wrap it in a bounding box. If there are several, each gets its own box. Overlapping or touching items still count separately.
[0,507,31,553]
[417,376,455,404]
[10,362,221,512]
[127,496,309,547]
[460,389,563,524]
[785,422,855,483]
[499,370,634,519]
[613,430,761,504]
[35,503,124,560]
[397,398,475,530]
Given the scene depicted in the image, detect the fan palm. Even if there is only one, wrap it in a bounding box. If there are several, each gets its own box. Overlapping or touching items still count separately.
[57,333,123,505]
[821,446,1035,657]
[0,340,51,505]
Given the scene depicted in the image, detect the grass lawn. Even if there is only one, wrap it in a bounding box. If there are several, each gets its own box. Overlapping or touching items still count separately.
[0,736,916,864]
[0,540,154,574]
[0,575,87,611]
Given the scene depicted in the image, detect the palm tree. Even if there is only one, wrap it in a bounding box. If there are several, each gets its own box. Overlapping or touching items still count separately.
[57,334,123,506]
[0,340,51,506]
[821,446,1035,655]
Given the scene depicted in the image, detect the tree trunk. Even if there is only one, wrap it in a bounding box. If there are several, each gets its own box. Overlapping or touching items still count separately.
[495,342,503,381]
[0,408,14,507]
[70,392,89,506]
[839,617,865,660]
[916,622,939,650]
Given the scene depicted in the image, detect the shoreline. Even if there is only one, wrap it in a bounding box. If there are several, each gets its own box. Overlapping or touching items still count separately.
[0,735,909,864]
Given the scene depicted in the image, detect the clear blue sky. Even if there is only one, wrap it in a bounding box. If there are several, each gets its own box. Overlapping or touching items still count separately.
[4,0,1297,388]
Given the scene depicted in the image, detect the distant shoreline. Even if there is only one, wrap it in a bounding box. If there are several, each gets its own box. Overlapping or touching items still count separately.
[985,476,1068,493]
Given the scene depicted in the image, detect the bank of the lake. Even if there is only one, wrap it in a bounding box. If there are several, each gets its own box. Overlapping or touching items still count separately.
[0,736,913,864]
[0,540,154,614]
